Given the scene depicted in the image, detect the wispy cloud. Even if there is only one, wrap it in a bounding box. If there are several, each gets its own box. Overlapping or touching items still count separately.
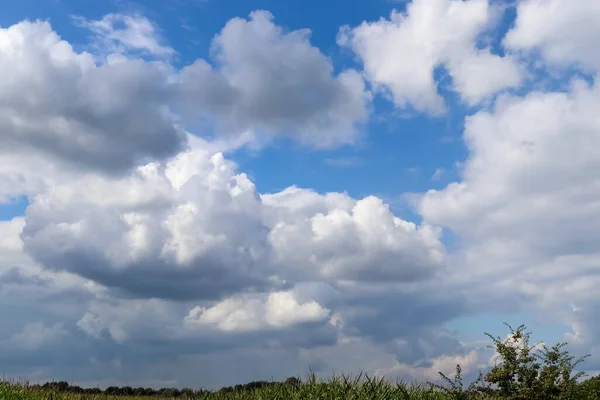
[73,13,175,59]
[431,168,445,181]
[323,156,364,168]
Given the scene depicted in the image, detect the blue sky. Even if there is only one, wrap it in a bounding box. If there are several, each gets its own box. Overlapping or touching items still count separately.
[0,196,28,220]
[0,0,599,390]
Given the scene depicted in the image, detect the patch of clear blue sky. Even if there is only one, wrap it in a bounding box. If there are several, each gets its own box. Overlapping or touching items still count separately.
[0,196,28,221]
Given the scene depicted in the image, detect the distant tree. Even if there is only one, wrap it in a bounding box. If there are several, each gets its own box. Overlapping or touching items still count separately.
[218,386,234,394]
[104,386,121,395]
[157,387,180,397]
[285,376,302,387]
[180,387,195,398]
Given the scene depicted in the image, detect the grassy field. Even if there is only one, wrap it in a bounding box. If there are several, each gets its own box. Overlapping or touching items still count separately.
[0,378,451,400]
[3,374,600,400]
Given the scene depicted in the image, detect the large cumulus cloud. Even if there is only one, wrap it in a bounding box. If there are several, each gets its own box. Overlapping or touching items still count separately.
[0,20,186,176]
[20,143,445,302]
[0,9,466,389]
[176,10,370,148]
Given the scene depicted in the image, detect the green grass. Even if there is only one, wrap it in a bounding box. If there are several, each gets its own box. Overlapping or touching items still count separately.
[3,374,600,400]
[1,378,449,400]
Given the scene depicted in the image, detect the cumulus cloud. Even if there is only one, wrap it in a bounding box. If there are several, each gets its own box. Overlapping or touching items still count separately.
[420,77,600,257]
[185,290,330,332]
[177,10,370,148]
[18,144,445,302]
[20,150,269,301]
[0,20,187,176]
[265,191,445,282]
[504,0,600,72]
[338,0,522,113]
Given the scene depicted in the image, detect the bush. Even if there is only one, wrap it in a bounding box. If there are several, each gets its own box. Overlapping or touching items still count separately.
[482,323,589,399]
[431,323,592,400]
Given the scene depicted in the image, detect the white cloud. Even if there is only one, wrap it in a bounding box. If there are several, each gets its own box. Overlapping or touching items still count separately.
[0,20,187,177]
[448,49,523,106]
[420,77,600,253]
[185,291,330,332]
[504,0,600,72]
[339,0,522,113]
[178,10,370,148]
[265,193,445,282]
[18,143,444,301]
[74,13,175,58]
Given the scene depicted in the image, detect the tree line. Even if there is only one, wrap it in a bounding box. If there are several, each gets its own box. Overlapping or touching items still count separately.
[32,376,303,397]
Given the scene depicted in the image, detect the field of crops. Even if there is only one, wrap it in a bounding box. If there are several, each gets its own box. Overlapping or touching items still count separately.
[1,378,448,400]
[3,375,600,400]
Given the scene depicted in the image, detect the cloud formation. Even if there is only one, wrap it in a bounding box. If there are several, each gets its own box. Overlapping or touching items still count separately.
[185,290,330,332]
[178,10,370,147]
[0,20,187,176]
[20,144,445,301]
[504,0,600,72]
[339,0,522,113]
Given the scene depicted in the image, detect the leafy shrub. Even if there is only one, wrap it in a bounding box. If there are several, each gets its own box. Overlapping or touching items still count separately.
[482,323,589,399]
[431,323,592,400]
